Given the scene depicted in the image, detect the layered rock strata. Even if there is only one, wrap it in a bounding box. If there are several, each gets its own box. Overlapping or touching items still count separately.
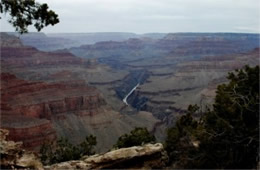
[0,33,162,152]
[0,73,106,150]
[1,73,106,118]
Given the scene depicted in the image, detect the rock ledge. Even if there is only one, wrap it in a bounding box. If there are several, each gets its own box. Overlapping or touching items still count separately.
[46,143,168,169]
[0,129,43,169]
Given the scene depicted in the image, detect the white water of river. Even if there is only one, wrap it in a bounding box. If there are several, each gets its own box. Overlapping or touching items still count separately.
[123,83,139,105]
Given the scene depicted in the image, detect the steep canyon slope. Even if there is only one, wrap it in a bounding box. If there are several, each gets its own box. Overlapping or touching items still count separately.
[1,32,259,151]
[68,33,260,127]
[0,33,160,152]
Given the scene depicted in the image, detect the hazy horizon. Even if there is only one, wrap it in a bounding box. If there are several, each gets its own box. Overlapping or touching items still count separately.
[1,0,259,34]
[2,31,260,35]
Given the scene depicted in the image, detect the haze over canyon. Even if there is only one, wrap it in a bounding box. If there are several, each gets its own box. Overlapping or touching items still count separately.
[1,32,259,154]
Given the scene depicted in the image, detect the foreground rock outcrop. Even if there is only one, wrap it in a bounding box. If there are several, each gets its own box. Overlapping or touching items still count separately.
[0,129,43,169]
[45,143,168,169]
[1,129,168,169]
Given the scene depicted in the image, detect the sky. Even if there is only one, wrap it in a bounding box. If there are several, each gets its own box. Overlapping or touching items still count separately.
[1,0,260,33]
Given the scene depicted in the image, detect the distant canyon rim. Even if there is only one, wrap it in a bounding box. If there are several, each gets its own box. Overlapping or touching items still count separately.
[1,32,259,152]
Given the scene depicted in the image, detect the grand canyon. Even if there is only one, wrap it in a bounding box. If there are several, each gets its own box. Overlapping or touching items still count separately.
[1,32,259,155]
[1,0,259,168]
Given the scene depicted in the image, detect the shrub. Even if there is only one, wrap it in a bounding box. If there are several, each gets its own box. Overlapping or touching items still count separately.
[165,65,259,169]
[40,135,96,165]
[114,127,156,149]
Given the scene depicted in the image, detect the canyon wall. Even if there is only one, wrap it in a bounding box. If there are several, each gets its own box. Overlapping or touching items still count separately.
[0,33,161,152]
[1,72,106,150]
[1,32,259,151]
[68,33,260,129]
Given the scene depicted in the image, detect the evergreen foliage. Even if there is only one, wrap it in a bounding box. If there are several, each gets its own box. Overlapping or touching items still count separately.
[114,127,156,149]
[165,65,259,169]
[40,135,96,165]
[0,0,59,33]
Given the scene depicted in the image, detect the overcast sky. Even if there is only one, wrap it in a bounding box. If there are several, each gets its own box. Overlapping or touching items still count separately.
[1,0,259,33]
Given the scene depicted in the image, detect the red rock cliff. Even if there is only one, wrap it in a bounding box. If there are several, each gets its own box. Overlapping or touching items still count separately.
[0,73,106,150]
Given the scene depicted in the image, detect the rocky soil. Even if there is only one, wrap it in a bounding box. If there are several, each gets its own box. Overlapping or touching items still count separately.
[0,129,43,169]
[46,143,168,169]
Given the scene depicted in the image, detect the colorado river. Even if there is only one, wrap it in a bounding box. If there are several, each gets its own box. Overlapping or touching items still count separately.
[123,83,139,105]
